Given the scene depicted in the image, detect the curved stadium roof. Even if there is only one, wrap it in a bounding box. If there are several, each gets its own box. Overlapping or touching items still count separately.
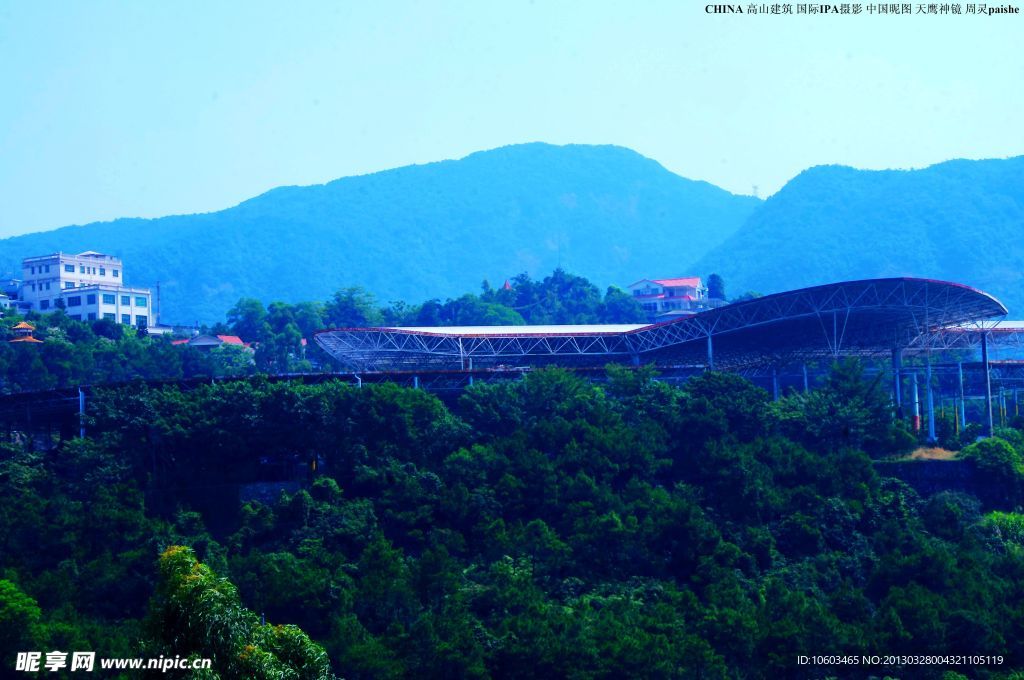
[314,278,1008,372]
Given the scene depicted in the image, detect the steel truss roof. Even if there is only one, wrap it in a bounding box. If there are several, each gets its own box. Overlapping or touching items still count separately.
[314,278,1008,372]
[915,325,1024,352]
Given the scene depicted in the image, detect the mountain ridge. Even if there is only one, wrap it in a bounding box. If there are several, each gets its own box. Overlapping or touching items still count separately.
[4,147,1022,323]
[0,143,760,323]
[692,154,1024,312]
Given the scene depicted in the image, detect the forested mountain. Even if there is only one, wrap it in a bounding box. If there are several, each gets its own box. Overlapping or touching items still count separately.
[0,144,759,323]
[694,156,1024,311]
[6,148,1022,324]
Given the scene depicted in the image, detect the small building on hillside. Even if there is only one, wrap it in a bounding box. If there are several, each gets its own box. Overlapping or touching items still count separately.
[628,276,710,322]
[20,251,154,329]
[8,321,43,344]
[171,334,251,351]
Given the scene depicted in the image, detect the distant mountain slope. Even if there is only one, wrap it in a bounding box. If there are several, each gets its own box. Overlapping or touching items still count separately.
[0,143,760,324]
[691,156,1024,313]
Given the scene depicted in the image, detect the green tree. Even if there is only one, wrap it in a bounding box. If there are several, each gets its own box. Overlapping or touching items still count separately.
[442,294,524,326]
[324,287,383,328]
[227,298,269,342]
[148,546,334,679]
[599,286,647,323]
[707,273,726,300]
[0,579,42,663]
[731,291,763,303]
[959,437,1024,505]
[774,358,913,457]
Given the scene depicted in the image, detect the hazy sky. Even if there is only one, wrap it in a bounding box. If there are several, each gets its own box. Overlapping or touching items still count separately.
[1,1,1021,237]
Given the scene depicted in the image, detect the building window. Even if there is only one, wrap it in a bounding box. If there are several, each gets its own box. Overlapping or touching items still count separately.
[100,268,105,276]
[88,312,96,321]
[44,265,50,273]
[67,296,82,307]
[102,293,116,304]
[30,284,35,292]
[113,269,120,278]
[86,294,96,305]
[103,313,115,321]
[30,266,35,275]
[121,295,130,305]
[80,265,85,273]
[64,282,74,290]
[121,314,131,324]
[135,297,147,307]
[40,300,49,310]
[44,283,50,290]
[64,264,74,273]
[136,315,148,328]
[70,314,81,321]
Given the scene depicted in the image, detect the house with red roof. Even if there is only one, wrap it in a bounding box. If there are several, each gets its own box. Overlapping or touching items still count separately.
[172,334,252,351]
[627,276,709,322]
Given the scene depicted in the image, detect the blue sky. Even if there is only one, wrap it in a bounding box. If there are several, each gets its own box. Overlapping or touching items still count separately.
[1,1,1021,237]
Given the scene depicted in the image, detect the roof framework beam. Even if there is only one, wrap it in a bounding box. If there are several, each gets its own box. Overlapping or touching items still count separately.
[315,279,1008,373]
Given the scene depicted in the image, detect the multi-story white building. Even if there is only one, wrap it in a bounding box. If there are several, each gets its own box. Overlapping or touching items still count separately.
[20,251,154,328]
[628,276,709,321]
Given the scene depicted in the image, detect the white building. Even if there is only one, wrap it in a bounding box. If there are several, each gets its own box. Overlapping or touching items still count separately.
[20,251,154,328]
[628,276,709,321]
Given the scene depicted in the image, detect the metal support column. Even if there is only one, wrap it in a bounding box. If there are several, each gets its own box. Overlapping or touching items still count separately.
[706,334,714,371]
[957,362,966,430]
[413,375,420,390]
[772,368,779,401]
[892,348,903,417]
[78,387,85,439]
[802,364,809,393]
[911,372,921,432]
[982,331,994,437]
[926,355,935,443]
[832,312,838,356]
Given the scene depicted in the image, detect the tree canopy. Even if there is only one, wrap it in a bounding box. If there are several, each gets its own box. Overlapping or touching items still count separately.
[3,362,1023,677]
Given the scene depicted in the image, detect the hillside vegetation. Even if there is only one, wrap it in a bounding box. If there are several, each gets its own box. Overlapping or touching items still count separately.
[3,365,1024,677]
[0,144,759,323]
[5,148,1022,323]
[694,156,1024,312]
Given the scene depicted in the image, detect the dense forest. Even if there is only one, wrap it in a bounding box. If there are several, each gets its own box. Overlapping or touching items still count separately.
[3,360,1024,677]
